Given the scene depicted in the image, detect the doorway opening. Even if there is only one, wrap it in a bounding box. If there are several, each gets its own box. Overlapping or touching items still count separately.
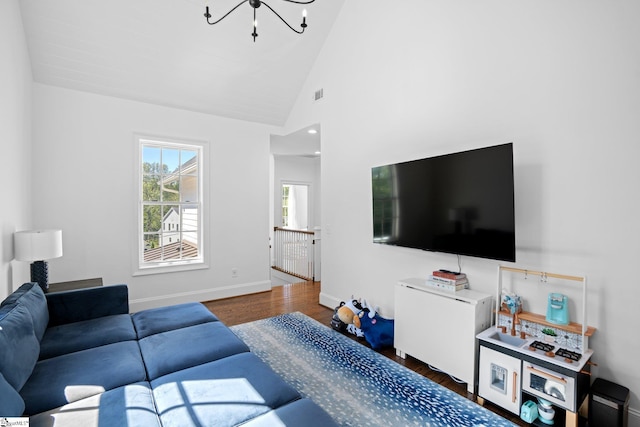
[270,124,321,285]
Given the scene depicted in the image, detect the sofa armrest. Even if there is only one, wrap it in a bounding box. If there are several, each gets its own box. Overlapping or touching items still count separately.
[46,284,129,326]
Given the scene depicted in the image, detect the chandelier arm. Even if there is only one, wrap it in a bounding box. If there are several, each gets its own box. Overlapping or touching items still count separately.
[205,0,250,25]
[279,0,315,4]
[261,1,305,34]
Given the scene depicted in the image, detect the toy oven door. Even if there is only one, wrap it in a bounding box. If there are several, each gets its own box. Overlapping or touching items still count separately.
[522,362,575,411]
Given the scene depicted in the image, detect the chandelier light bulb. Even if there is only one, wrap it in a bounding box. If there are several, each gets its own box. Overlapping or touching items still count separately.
[252,5,258,42]
[252,19,258,42]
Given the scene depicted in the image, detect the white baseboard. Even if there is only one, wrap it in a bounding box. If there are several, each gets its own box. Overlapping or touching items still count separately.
[270,269,308,286]
[129,280,271,312]
[629,407,640,427]
[319,291,341,310]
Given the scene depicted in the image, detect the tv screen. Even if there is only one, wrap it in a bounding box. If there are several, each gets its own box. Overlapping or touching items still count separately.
[372,143,515,262]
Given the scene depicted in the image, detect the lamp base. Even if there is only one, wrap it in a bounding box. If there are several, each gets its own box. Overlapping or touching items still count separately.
[30,260,49,293]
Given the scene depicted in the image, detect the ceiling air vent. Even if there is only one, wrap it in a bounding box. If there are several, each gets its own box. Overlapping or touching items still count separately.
[314,88,324,101]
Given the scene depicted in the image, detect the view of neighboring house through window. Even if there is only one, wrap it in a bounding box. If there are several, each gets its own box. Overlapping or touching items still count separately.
[139,137,203,269]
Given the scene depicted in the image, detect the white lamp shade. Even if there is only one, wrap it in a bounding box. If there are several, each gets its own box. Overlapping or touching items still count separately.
[14,229,63,262]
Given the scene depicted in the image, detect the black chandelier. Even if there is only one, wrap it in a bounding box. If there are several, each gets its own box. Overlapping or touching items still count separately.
[204,0,316,42]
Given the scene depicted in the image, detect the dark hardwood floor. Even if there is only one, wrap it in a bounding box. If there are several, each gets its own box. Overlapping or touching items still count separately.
[204,281,526,426]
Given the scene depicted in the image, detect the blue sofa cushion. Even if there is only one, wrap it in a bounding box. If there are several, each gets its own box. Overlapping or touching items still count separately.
[39,313,137,360]
[151,352,301,427]
[0,372,25,417]
[29,382,161,427]
[131,302,219,339]
[20,340,147,415]
[0,282,36,306]
[2,283,48,341]
[0,303,40,391]
[46,284,129,326]
[138,321,249,380]
[241,398,339,427]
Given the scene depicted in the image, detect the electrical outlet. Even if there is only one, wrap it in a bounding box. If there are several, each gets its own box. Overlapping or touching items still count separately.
[231,268,238,278]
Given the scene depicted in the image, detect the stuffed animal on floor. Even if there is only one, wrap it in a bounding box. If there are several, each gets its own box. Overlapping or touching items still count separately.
[330,302,347,332]
[336,298,366,338]
[357,302,395,351]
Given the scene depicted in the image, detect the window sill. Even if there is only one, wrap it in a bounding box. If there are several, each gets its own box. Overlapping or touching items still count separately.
[133,260,208,277]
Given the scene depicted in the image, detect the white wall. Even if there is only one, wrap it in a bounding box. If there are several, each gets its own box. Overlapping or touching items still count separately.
[31,84,276,311]
[285,0,640,419]
[0,0,33,300]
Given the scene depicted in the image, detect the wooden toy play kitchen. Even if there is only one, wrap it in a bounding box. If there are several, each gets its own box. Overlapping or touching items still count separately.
[477,266,596,427]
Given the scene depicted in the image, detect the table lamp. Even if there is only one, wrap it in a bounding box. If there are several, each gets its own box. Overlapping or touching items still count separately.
[14,229,63,292]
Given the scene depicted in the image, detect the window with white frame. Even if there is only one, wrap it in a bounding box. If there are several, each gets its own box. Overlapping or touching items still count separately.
[137,136,204,271]
[281,183,309,229]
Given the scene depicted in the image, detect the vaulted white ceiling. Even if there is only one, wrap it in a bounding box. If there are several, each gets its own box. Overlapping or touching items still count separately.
[19,0,344,126]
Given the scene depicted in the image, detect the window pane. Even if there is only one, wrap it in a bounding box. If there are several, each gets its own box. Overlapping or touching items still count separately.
[142,175,161,201]
[181,206,198,232]
[282,185,289,226]
[144,234,159,251]
[142,146,161,171]
[182,205,198,255]
[181,150,197,174]
[162,148,180,175]
[182,242,199,259]
[143,234,160,262]
[143,205,162,232]
[162,179,180,202]
[180,176,197,202]
[163,233,181,261]
[163,204,179,225]
[162,205,179,233]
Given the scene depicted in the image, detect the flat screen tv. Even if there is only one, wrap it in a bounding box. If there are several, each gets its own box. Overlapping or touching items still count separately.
[371,142,515,262]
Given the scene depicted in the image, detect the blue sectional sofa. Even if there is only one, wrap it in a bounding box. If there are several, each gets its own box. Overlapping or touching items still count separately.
[0,282,338,427]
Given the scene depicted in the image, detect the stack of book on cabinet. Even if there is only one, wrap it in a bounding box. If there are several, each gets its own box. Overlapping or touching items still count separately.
[426,270,469,292]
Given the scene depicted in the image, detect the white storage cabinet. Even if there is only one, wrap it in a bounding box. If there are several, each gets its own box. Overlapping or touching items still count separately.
[394,278,492,393]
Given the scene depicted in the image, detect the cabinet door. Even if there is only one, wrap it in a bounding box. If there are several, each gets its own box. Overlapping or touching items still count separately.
[478,346,522,415]
[395,284,477,390]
